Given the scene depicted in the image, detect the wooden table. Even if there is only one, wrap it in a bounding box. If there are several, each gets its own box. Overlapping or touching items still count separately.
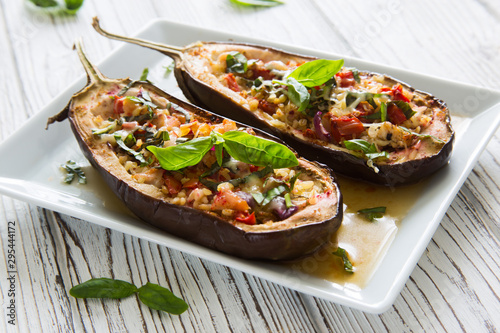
[1,0,499,331]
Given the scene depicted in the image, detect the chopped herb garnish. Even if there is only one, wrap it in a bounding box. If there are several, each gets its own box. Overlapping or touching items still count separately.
[350,68,360,83]
[167,102,191,123]
[114,133,148,165]
[358,206,386,221]
[61,160,87,184]
[392,100,416,120]
[332,247,354,273]
[163,62,175,77]
[226,51,248,74]
[344,139,389,161]
[398,126,445,144]
[140,67,150,82]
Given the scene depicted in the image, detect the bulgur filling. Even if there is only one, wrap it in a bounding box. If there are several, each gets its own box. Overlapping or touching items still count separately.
[186,46,449,170]
[91,85,329,225]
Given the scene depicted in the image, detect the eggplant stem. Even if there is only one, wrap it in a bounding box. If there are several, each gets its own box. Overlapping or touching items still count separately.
[74,38,109,85]
[91,16,184,58]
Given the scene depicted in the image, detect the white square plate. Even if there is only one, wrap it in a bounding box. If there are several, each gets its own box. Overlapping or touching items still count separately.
[1,19,499,313]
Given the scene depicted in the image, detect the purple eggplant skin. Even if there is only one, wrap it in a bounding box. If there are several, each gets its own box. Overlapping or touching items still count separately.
[46,41,343,261]
[91,17,454,187]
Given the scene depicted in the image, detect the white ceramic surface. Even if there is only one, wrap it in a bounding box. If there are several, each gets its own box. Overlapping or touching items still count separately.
[1,19,499,313]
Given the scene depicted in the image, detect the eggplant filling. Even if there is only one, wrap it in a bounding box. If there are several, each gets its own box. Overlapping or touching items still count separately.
[184,46,451,172]
[90,86,329,225]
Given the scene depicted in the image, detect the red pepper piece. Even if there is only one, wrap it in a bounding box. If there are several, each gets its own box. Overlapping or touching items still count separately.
[113,96,124,114]
[235,212,256,225]
[391,84,410,102]
[163,175,182,195]
[335,71,356,88]
[258,99,277,115]
[225,73,240,92]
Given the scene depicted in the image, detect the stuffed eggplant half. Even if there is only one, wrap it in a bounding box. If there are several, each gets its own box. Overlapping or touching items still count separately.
[92,18,454,187]
[47,41,342,261]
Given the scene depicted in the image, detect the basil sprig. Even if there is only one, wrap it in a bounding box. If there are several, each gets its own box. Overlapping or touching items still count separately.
[358,206,386,221]
[344,139,389,160]
[332,247,354,273]
[229,0,284,7]
[226,51,248,74]
[287,59,344,88]
[70,278,188,315]
[148,131,298,171]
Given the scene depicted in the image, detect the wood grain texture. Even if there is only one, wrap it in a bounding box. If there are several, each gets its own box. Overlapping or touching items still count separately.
[1,0,500,332]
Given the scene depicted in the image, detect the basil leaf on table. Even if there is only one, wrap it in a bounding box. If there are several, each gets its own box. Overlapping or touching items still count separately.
[69,278,138,299]
[221,131,298,168]
[148,136,214,171]
[138,282,189,315]
[229,0,284,7]
[287,59,344,88]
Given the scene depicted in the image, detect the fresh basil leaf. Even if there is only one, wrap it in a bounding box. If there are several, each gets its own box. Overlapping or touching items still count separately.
[140,67,149,81]
[344,139,388,161]
[344,139,374,153]
[61,160,87,184]
[392,100,416,119]
[229,0,284,7]
[29,0,58,7]
[64,0,84,13]
[226,51,248,74]
[70,278,138,299]
[222,131,298,168]
[137,282,188,315]
[148,136,214,171]
[358,206,386,221]
[332,247,354,273]
[287,59,344,88]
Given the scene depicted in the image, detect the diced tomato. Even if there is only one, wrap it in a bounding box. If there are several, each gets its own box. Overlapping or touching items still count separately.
[249,165,260,173]
[113,96,124,114]
[212,190,250,211]
[391,84,410,102]
[235,212,256,225]
[164,175,182,195]
[182,178,200,189]
[387,103,407,125]
[335,71,356,88]
[251,68,274,80]
[379,87,392,93]
[225,73,240,92]
[258,99,277,115]
[330,116,365,143]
